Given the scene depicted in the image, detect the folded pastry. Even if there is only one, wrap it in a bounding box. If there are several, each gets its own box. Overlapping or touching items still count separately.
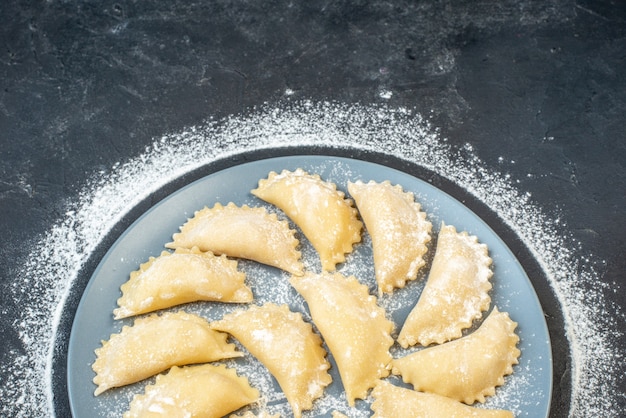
[252,169,362,271]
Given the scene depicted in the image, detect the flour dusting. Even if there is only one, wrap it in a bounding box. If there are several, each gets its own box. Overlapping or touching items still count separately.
[1,101,623,417]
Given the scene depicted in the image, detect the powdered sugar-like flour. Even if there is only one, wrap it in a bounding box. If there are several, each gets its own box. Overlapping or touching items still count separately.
[2,101,623,416]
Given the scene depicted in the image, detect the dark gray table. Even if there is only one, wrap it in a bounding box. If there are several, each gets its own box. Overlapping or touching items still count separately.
[1,1,624,417]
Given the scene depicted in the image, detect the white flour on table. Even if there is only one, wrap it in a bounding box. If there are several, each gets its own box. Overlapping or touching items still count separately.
[2,101,623,417]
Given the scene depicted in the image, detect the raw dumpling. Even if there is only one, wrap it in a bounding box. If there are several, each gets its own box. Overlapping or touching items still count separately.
[392,308,520,404]
[92,311,242,395]
[289,272,394,406]
[398,223,493,347]
[252,169,362,271]
[123,364,259,418]
[166,202,303,275]
[371,380,514,418]
[347,180,432,294]
[114,247,253,319]
[211,303,332,418]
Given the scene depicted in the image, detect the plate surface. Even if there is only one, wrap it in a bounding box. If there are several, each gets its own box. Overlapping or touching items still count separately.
[67,155,552,417]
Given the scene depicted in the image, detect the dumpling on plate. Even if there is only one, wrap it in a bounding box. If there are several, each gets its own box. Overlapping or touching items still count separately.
[166,202,303,275]
[123,364,259,418]
[289,271,394,406]
[92,311,241,395]
[392,307,520,405]
[398,223,493,347]
[371,380,514,417]
[114,247,252,319]
[212,303,332,418]
[252,169,362,271]
[347,180,431,295]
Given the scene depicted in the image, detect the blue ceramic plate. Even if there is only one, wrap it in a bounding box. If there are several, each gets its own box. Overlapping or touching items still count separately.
[67,155,552,417]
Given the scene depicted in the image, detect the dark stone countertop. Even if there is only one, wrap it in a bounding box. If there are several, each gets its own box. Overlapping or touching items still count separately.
[1,1,624,417]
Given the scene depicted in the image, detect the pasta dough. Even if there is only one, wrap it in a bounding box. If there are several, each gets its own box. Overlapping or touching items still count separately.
[348,180,432,294]
[398,223,493,347]
[392,308,520,404]
[252,169,362,271]
[371,380,514,418]
[211,303,332,418]
[123,364,259,418]
[89,169,528,416]
[92,311,242,395]
[289,272,394,406]
[166,202,303,275]
[114,247,252,319]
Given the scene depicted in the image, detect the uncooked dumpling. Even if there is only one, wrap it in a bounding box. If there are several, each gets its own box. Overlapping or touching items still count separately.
[371,380,514,418]
[166,202,303,275]
[212,303,332,418]
[398,223,493,347]
[289,272,394,406]
[123,364,259,418]
[114,247,252,319]
[252,169,362,271]
[92,311,241,395]
[392,308,520,404]
[348,180,432,294]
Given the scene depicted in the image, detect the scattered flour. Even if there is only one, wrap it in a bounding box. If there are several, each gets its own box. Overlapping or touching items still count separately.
[1,101,623,417]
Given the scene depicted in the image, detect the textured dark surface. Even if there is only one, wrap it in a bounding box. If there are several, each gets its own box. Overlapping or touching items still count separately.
[1,1,625,416]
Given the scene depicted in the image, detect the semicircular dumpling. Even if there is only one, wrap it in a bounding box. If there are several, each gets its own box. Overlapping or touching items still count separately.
[392,307,520,405]
[398,222,493,348]
[289,271,394,406]
[347,180,432,294]
[371,380,514,418]
[123,364,259,418]
[114,247,253,319]
[92,311,242,395]
[166,202,303,275]
[252,169,362,271]
[211,303,332,418]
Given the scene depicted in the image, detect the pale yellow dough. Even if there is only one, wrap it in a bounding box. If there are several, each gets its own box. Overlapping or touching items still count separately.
[252,169,362,271]
[166,202,303,275]
[371,380,514,418]
[392,308,520,404]
[348,180,432,294]
[211,303,332,418]
[289,272,394,406]
[398,223,493,347]
[123,364,259,418]
[92,311,241,395]
[114,247,252,319]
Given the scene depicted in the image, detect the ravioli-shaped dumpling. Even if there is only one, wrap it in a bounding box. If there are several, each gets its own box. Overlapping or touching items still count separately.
[114,247,253,319]
[289,272,394,406]
[392,308,520,404]
[92,311,242,395]
[371,380,514,418]
[348,180,432,294]
[123,364,259,418]
[252,169,363,271]
[398,223,493,347]
[166,203,303,275]
[212,303,331,418]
